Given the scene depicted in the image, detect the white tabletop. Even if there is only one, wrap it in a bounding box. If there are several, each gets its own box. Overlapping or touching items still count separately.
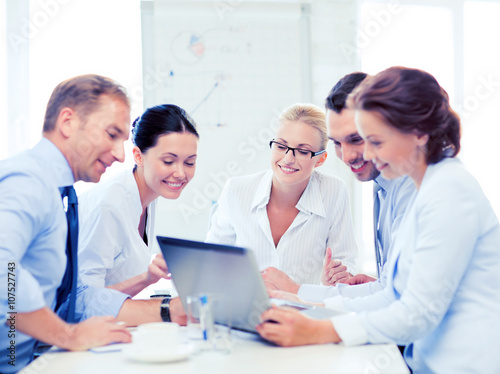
[21,328,409,374]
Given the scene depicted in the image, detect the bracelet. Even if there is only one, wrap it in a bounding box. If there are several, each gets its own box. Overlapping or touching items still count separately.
[160,296,172,322]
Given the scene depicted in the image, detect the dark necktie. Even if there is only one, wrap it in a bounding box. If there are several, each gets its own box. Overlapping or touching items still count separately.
[373,183,382,278]
[55,186,79,322]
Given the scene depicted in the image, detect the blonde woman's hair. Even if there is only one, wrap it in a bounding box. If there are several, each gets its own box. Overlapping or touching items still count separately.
[278,103,328,150]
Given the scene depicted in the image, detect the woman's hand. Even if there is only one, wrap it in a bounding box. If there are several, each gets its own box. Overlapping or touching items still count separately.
[256,306,340,346]
[268,289,302,303]
[146,253,171,285]
[261,267,300,294]
[345,273,377,285]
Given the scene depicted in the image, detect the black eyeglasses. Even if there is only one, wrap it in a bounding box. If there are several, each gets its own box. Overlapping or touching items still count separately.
[269,140,326,160]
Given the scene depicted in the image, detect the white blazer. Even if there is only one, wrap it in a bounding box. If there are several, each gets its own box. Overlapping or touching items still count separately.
[329,158,500,374]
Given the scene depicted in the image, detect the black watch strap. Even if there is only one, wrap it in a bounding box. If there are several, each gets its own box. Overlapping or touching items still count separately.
[160,296,172,322]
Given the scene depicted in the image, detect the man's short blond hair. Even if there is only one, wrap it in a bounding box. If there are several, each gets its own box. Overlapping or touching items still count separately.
[43,74,129,132]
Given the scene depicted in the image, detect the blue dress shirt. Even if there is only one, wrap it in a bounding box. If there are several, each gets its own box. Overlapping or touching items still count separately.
[0,138,71,373]
[0,138,128,374]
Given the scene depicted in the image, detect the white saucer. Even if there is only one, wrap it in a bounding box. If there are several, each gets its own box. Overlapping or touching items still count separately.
[123,344,194,363]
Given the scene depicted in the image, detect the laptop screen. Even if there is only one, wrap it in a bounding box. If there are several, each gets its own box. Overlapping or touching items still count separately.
[157,236,272,333]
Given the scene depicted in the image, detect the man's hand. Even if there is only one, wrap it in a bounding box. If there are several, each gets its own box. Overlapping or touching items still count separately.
[16,308,131,352]
[256,306,340,346]
[345,274,377,285]
[261,267,300,294]
[65,316,132,351]
[146,253,170,285]
[321,247,351,286]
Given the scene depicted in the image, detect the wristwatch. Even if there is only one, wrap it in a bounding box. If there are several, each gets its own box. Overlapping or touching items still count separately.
[160,296,172,322]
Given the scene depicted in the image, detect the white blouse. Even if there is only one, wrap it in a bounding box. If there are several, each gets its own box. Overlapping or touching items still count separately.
[206,170,358,284]
[78,169,157,288]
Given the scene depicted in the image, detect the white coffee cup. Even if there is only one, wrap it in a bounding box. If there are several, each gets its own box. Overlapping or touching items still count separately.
[133,322,180,352]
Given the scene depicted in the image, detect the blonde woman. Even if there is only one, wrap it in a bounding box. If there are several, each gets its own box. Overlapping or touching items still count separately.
[206,103,357,285]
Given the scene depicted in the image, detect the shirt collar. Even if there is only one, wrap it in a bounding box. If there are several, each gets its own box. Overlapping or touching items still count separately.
[125,168,145,218]
[251,171,273,210]
[251,170,326,218]
[34,137,75,188]
[296,172,327,218]
[374,174,392,195]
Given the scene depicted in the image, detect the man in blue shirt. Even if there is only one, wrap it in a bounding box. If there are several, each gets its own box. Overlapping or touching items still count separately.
[262,73,415,301]
[0,75,185,373]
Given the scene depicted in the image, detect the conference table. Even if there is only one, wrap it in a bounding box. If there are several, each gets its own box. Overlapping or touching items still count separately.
[20,280,410,374]
[21,329,409,374]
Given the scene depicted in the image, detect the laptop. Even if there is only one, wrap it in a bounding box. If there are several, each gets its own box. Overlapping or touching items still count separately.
[157,236,342,334]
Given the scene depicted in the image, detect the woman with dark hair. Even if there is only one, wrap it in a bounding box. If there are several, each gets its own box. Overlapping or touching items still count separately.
[257,67,500,373]
[78,104,199,297]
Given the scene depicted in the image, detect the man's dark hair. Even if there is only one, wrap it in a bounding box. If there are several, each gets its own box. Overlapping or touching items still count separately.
[325,72,367,113]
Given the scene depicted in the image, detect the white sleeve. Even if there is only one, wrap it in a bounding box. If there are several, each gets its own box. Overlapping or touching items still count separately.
[325,283,396,313]
[336,279,384,299]
[331,313,368,346]
[298,280,384,303]
[298,284,340,302]
[328,284,397,346]
[205,179,237,245]
[78,204,125,288]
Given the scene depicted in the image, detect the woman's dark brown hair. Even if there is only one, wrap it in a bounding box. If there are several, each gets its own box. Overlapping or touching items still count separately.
[350,66,461,164]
